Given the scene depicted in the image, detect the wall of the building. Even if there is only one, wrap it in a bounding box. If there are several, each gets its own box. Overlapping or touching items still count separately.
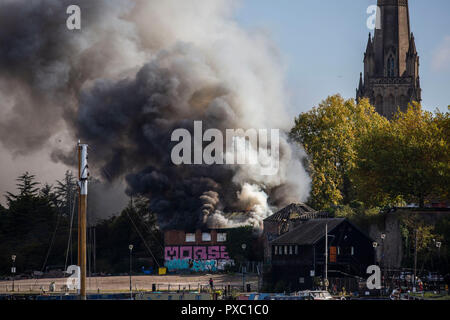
[369,209,450,270]
[262,220,281,263]
[163,229,234,272]
[267,221,375,291]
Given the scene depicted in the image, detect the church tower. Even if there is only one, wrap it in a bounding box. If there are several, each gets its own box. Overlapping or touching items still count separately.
[356,0,421,119]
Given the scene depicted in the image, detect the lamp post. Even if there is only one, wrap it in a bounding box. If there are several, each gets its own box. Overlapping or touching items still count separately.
[373,242,381,296]
[436,241,441,260]
[241,244,247,292]
[380,233,386,294]
[413,230,418,292]
[436,241,442,292]
[324,224,328,290]
[323,225,335,291]
[129,244,133,299]
[373,241,379,263]
[11,255,16,292]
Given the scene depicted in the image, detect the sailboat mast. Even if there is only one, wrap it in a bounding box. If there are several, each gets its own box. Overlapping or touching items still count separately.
[78,142,89,300]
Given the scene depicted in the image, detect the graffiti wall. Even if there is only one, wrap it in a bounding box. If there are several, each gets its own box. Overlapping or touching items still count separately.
[164,246,234,272]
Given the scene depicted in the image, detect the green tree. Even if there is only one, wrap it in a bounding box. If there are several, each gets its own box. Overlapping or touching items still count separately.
[399,212,441,274]
[0,173,164,276]
[54,170,78,216]
[333,201,383,233]
[290,95,387,209]
[435,216,450,274]
[353,103,449,207]
[5,172,40,203]
[40,183,59,208]
[94,197,163,273]
[0,173,64,275]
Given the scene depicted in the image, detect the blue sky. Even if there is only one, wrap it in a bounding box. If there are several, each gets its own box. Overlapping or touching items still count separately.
[234,0,450,116]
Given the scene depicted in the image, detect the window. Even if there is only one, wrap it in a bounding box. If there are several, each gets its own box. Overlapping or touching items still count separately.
[185,233,195,242]
[274,246,278,255]
[351,246,355,256]
[217,233,227,242]
[295,246,298,255]
[337,246,341,255]
[284,246,288,255]
[289,246,293,255]
[387,55,395,77]
[202,233,211,241]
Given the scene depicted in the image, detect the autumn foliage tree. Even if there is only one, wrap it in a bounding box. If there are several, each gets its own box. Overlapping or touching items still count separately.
[353,103,449,207]
[291,95,448,209]
[290,95,387,209]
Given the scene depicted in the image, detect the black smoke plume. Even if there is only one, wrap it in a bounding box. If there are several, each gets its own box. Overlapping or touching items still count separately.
[0,0,311,230]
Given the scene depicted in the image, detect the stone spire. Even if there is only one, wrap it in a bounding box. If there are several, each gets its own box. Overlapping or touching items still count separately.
[357,0,421,119]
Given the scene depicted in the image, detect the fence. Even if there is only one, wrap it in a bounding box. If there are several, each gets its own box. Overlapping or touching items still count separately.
[0,279,260,294]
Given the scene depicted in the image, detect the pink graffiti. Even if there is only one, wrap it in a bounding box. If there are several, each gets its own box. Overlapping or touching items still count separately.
[179,246,193,259]
[165,246,230,261]
[207,246,220,259]
[165,247,179,260]
[193,246,207,259]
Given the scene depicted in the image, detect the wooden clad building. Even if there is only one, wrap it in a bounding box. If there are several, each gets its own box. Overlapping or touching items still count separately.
[266,217,375,291]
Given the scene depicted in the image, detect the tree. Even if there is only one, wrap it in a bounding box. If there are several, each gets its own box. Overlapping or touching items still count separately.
[0,173,64,275]
[290,95,387,209]
[40,183,59,208]
[5,172,40,203]
[353,103,449,207]
[54,170,78,216]
[435,216,450,275]
[94,197,163,273]
[399,211,441,274]
[0,171,163,275]
[333,201,383,233]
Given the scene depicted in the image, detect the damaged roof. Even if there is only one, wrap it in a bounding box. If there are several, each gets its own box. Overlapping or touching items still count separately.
[271,218,346,245]
[264,203,326,222]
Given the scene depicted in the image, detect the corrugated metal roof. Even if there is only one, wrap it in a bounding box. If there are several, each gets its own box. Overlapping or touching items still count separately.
[271,218,346,245]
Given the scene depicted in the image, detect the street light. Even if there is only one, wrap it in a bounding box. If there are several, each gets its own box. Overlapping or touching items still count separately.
[373,242,379,264]
[380,233,386,294]
[11,255,16,292]
[129,244,133,299]
[241,244,247,292]
[372,241,381,296]
[433,241,442,292]
[436,241,442,275]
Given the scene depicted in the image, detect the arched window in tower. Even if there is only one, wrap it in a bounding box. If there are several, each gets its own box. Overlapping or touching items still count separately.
[387,55,395,77]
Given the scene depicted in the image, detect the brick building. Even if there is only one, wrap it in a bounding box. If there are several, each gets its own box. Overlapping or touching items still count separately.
[163,229,234,272]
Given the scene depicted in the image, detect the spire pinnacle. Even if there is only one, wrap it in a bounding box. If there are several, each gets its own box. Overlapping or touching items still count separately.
[408,32,417,55]
[365,33,373,55]
[358,72,363,90]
